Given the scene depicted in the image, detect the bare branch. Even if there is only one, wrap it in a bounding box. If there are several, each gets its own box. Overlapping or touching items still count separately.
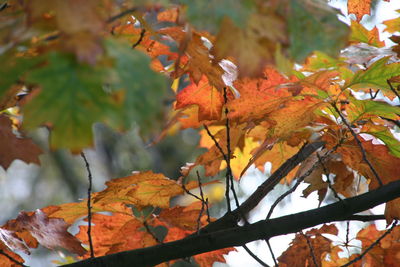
[266,239,278,266]
[64,179,400,267]
[81,151,95,258]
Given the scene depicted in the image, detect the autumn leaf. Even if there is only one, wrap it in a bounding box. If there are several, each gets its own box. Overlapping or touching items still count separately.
[279,224,338,267]
[350,20,385,47]
[355,224,400,266]
[2,210,86,256]
[25,0,105,64]
[348,0,371,21]
[361,122,400,157]
[344,57,400,99]
[383,10,400,33]
[94,171,187,209]
[175,76,224,122]
[212,14,286,77]
[76,213,157,257]
[0,115,42,169]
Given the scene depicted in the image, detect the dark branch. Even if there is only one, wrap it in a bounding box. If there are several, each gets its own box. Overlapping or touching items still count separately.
[81,152,95,258]
[65,178,400,267]
[200,141,325,234]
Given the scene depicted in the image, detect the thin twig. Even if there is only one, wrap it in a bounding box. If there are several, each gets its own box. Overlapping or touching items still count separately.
[345,221,350,248]
[316,153,342,201]
[107,7,138,23]
[301,232,319,267]
[341,220,398,267]
[205,87,270,266]
[80,152,95,258]
[0,250,27,267]
[203,124,231,212]
[223,87,241,209]
[266,144,340,220]
[196,171,211,224]
[266,239,278,266]
[387,80,400,102]
[243,244,269,267]
[368,89,379,100]
[332,104,383,186]
[132,28,146,49]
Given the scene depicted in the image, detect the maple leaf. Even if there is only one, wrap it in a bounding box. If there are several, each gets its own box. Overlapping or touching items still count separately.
[104,38,168,134]
[227,67,296,122]
[158,201,208,231]
[94,171,187,209]
[212,15,286,77]
[383,10,400,33]
[355,224,400,266]
[344,57,400,99]
[350,21,385,47]
[23,52,113,151]
[288,0,349,62]
[2,210,86,256]
[348,0,371,21]
[0,51,41,100]
[361,122,400,157]
[76,213,157,257]
[279,224,338,267]
[0,115,42,169]
[42,199,132,224]
[25,0,105,64]
[175,76,224,122]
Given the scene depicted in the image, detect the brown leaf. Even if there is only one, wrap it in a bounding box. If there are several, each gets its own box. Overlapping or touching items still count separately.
[212,14,286,77]
[278,224,337,267]
[0,115,42,169]
[3,210,86,256]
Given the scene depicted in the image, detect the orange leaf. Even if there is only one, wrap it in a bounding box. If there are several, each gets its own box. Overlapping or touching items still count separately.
[94,171,185,209]
[350,21,384,47]
[193,247,236,267]
[279,224,337,267]
[176,76,224,121]
[158,201,207,231]
[76,213,157,257]
[0,115,42,169]
[348,0,371,21]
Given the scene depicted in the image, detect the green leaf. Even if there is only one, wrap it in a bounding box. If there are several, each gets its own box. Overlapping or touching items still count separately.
[347,97,400,123]
[24,52,113,151]
[344,57,400,92]
[178,0,255,33]
[361,123,400,157]
[104,39,168,134]
[288,0,349,62]
[0,51,41,99]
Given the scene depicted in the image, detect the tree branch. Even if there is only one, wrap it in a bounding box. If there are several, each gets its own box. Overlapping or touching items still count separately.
[199,141,325,233]
[65,178,400,267]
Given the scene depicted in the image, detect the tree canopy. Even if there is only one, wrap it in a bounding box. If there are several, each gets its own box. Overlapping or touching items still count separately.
[1,0,400,266]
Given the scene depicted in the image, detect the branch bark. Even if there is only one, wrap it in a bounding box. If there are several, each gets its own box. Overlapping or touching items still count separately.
[65,178,400,267]
[199,141,325,233]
